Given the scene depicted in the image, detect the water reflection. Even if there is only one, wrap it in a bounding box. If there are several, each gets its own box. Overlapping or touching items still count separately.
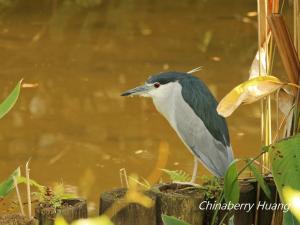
[0,0,261,215]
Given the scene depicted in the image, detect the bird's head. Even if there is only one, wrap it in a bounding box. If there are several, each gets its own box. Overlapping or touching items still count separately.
[121,72,188,99]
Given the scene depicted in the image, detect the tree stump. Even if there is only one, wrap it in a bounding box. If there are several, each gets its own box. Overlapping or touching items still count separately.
[99,188,157,225]
[35,199,87,225]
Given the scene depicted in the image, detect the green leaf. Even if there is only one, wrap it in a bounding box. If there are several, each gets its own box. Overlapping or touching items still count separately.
[269,134,300,222]
[228,215,235,225]
[269,134,300,199]
[246,159,271,199]
[0,80,22,119]
[161,169,191,182]
[161,215,191,225]
[0,167,21,197]
[17,176,45,193]
[224,159,240,204]
[283,211,300,225]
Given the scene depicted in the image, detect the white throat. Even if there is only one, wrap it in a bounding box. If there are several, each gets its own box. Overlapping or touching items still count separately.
[148,81,182,128]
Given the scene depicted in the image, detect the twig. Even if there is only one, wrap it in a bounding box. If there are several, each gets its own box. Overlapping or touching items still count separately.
[253,160,272,173]
[26,160,32,218]
[13,176,25,216]
[119,168,129,188]
[272,103,296,142]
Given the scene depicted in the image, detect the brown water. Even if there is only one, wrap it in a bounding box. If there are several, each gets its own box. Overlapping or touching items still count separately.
[0,0,262,215]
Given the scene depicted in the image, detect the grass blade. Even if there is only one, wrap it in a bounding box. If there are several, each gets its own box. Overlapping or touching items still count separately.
[161,215,191,225]
[224,159,240,204]
[0,167,21,197]
[246,159,271,199]
[0,80,22,119]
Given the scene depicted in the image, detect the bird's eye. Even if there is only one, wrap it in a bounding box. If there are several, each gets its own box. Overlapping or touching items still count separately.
[154,82,160,88]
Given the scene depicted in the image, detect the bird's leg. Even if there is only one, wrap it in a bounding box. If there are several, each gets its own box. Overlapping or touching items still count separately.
[172,157,199,187]
[190,156,198,183]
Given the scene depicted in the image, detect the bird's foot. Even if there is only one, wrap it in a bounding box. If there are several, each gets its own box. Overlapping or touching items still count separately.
[172,181,201,187]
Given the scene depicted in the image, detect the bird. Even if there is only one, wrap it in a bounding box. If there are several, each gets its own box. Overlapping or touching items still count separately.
[121,70,234,183]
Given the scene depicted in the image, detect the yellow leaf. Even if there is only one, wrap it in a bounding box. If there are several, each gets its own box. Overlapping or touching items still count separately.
[283,186,300,222]
[55,217,69,225]
[217,75,284,117]
[71,216,114,225]
[125,189,154,208]
[125,174,154,208]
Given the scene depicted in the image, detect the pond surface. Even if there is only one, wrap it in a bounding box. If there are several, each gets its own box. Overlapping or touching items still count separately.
[0,0,262,215]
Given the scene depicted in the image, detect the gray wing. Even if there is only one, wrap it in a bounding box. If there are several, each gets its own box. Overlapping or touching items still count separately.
[179,76,231,147]
[173,79,234,177]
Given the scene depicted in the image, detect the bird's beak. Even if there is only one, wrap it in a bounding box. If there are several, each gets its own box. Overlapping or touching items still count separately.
[121,84,152,96]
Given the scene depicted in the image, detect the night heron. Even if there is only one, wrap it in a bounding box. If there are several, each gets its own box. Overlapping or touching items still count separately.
[121,70,234,182]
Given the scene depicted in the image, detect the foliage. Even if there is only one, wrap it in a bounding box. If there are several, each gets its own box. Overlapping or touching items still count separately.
[128,175,151,190]
[282,211,300,225]
[55,216,114,225]
[17,175,45,193]
[39,184,77,209]
[245,159,271,199]
[268,134,300,223]
[161,169,191,182]
[39,183,77,209]
[282,186,300,224]
[0,80,22,119]
[223,159,240,204]
[200,176,222,199]
[161,215,191,225]
[18,176,76,209]
[0,167,20,197]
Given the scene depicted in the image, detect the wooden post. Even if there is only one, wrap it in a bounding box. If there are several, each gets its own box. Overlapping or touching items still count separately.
[256,177,283,225]
[234,179,257,225]
[99,188,157,225]
[100,184,205,225]
[35,199,87,225]
[152,183,205,225]
[99,180,284,225]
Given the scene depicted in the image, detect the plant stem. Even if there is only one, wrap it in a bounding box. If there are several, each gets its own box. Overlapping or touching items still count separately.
[210,193,224,225]
[218,211,230,225]
[26,160,32,218]
[210,151,265,225]
[13,176,25,216]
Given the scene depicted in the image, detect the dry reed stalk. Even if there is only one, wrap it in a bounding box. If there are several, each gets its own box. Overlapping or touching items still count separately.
[120,168,129,188]
[294,0,299,55]
[268,15,300,84]
[256,1,274,225]
[13,176,25,216]
[257,0,272,176]
[25,161,32,218]
[268,13,300,135]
